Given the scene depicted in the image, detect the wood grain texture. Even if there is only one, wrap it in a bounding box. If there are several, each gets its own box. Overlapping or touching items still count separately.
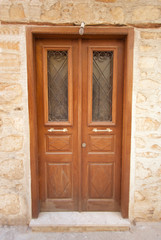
[89,135,115,152]
[26,28,39,218]
[36,38,79,211]
[81,39,124,211]
[47,163,72,199]
[121,28,134,218]
[88,163,113,199]
[46,135,72,152]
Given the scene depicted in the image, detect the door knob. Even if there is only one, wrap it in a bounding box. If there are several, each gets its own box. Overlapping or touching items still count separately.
[82,143,86,148]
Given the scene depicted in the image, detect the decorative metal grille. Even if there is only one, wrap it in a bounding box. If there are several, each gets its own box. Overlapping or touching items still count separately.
[92,51,113,122]
[47,50,68,122]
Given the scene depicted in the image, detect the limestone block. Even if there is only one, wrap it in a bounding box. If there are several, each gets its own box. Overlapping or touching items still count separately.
[132,6,160,22]
[0,26,20,35]
[148,134,161,139]
[0,41,20,51]
[110,7,124,23]
[71,3,91,22]
[139,79,160,90]
[136,106,148,115]
[2,117,24,133]
[28,5,41,20]
[0,73,20,82]
[136,162,152,179]
[90,4,108,22]
[140,45,152,52]
[135,137,145,148]
[0,135,23,152]
[41,2,61,21]
[0,159,24,180]
[9,4,25,20]
[136,92,147,103]
[134,201,155,219]
[0,5,10,20]
[136,152,159,158]
[0,194,20,215]
[141,32,161,40]
[0,53,20,71]
[151,144,161,151]
[138,57,157,70]
[0,83,22,104]
[136,117,160,131]
[134,191,145,201]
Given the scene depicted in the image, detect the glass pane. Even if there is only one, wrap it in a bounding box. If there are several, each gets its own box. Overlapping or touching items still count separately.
[47,50,68,122]
[92,51,113,122]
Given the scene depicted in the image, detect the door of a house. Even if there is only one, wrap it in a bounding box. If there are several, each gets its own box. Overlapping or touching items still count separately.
[36,37,124,212]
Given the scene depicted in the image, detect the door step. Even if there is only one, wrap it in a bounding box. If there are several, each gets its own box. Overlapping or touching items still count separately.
[29,212,130,232]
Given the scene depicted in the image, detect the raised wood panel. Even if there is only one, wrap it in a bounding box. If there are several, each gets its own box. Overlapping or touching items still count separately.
[88,163,113,199]
[89,135,114,152]
[47,163,72,199]
[46,135,72,152]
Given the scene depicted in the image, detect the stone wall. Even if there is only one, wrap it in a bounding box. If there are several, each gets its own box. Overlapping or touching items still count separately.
[130,28,161,221]
[0,0,161,224]
[0,25,30,225]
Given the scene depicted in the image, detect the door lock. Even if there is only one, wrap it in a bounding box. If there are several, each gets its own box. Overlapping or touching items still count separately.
[82,143,86,148]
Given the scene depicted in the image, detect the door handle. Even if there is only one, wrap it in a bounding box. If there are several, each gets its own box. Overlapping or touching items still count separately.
[48,128,68,132]
[92,128,112,132]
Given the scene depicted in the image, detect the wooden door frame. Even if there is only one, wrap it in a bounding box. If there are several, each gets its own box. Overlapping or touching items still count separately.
[26,26,134,218]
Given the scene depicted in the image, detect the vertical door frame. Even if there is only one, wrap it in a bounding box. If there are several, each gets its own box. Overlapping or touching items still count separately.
[26,26,134,218]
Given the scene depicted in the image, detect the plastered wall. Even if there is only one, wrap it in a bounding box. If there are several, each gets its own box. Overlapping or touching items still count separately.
[0,0,161,224]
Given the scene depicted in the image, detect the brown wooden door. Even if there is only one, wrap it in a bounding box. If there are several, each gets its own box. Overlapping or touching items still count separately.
[35,37,124,212]
[81,39,124,211]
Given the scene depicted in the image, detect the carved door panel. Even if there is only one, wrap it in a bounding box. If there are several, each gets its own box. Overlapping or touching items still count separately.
[36,38,124,212]
[81,39,124,211]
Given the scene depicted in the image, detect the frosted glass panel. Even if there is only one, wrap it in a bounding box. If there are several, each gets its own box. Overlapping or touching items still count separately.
[47,51,68,122]
[92,51,113,122]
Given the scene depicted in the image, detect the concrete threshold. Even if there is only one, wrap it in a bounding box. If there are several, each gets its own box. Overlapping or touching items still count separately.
[29,212,130,232]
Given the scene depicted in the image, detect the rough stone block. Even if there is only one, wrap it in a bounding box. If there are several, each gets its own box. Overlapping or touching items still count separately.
[138,57,157,70]
[139,79,160,90]
[0,159,24,180]
[110,7,124,23]
[136,117,160,131]
[132,6,160,22]
[134,191,145,201]
[0,27,20,35]
[0,194,20,215]
[0,83,22,104]
[136,152,159,158]
[136,92,147,103]
[9,4,25,20]
[151,144,161,151]
[0,53,20,71]
[71,3,91,23]
[135,137,145,148]
[0,73,20,82]
[41,2,61,21]
[0,135,23,152]
[0,41,20,51]
[140,44,152,52]
[141,32,161,40]
[136,162,152,179]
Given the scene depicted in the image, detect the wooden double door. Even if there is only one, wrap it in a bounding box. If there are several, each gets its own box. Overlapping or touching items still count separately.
[36,37,124,212]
